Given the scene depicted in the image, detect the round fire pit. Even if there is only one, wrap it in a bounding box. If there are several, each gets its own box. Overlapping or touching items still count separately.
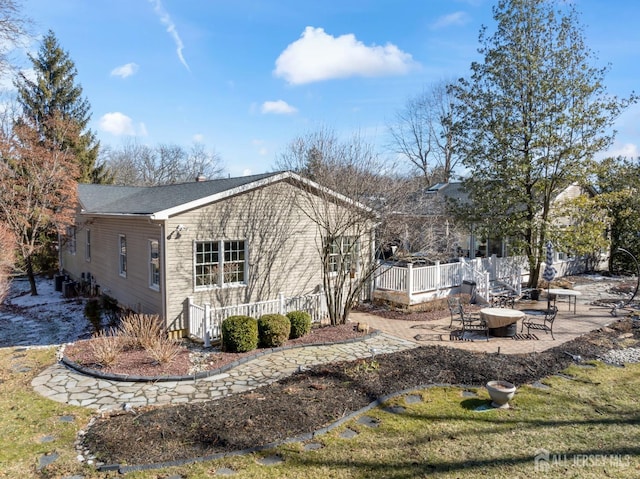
[486,380,516,408]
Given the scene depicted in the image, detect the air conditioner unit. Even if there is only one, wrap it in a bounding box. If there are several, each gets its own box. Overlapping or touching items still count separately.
[63,281,77,298]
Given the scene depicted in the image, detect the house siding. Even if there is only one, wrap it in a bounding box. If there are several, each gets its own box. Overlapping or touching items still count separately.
[64,176,373,334]
[61,216,162,315]
[164,181,332,331]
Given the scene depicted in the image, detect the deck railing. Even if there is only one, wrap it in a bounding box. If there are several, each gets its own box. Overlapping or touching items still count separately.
[373,255,576,303]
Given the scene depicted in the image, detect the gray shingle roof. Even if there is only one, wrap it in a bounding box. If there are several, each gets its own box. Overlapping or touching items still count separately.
[78,172,281,215]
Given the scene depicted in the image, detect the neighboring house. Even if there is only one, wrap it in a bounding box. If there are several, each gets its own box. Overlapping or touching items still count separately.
[60,171,374,336]
[410,181,595,260]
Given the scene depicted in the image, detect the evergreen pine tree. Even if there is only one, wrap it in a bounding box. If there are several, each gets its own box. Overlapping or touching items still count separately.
[14,30,107,184]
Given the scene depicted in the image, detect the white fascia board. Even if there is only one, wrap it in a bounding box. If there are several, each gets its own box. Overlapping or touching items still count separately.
[79,211,153,219]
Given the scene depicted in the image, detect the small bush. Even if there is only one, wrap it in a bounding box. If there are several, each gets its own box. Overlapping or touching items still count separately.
[89,328,124,366]
[258,314,291,348]
[146,335,182,364]
[119,313,164,350]
[101,294,122,325]
[221,315,258,353]
[84,298,102,330]
[287,310,312,339]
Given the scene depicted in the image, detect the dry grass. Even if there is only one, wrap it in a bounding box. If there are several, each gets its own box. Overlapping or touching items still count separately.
[118,313,164,350]
[145,335,182,364]
[88,328,123,366]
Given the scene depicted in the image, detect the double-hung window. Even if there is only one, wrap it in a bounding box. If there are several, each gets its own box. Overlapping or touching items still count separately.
[67,226,76,255]
[149,240,160,290]
[326,236,359,275]
[85,229,91,262]
[118,235,127,277]
[194,240,246,289]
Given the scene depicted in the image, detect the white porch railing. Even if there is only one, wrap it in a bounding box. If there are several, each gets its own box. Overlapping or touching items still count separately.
[374,255,585,304]
[188,291,327,344]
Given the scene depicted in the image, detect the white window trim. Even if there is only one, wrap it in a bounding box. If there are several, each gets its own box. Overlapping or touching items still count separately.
[327,236,360,277]
[85,229,91,262]
[118,234,127,278]
[193,239,248,291]
[149,239,160,291]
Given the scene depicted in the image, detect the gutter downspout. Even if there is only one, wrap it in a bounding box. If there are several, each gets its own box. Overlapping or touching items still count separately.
[149,218,168,329]
[160,221,168,329]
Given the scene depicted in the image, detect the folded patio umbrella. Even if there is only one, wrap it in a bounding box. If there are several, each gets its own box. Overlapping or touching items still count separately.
[542,241,557,309]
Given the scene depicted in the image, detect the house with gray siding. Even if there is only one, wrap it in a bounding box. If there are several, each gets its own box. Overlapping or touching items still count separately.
[60,171,374,336]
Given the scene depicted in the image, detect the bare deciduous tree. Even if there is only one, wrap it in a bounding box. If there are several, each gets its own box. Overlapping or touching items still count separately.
[0,0,30,76]
[102,140,224,186]
[388,79,459,185]
[276,127,403,325]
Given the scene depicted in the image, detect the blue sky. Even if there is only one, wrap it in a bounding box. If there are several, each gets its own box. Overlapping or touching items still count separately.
[12,0,640,177]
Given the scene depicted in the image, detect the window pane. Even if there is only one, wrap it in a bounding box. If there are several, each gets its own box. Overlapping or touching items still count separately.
[85,230,91,261]
[194,241,220,287]
[223,240,245,284]
[149,240,160,288]
[119,235,127,276]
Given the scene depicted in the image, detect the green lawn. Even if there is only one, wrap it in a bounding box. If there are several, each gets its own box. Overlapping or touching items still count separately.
[2,347,639,478]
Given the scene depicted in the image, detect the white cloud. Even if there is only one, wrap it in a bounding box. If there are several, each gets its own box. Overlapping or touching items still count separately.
[242,168,253,176]
[98,112,146,136]
[261,100,298,115]
[431,11,471,29]
[274,26,417,85]
[148,0,190,71]
[604,142,639,159]
[192,133,205,143]
[110,63,139,78]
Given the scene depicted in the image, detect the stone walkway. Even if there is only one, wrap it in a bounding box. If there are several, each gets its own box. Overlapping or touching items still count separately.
[31,333,417,412]
[31,275,632,412]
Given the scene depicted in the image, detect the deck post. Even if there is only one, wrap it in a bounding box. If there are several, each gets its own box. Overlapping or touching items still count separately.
[186,296,193,336]
[406,262,414,303]
[203,303,211,347]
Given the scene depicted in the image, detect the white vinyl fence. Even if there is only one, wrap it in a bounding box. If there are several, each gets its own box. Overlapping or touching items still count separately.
[188,291,327,344]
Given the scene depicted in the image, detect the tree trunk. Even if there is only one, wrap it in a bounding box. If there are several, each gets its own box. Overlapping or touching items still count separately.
[25,255,38,296]
[529,262,541,290]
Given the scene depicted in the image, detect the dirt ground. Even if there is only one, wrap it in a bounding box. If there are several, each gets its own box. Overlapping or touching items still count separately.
[82,315,640,467]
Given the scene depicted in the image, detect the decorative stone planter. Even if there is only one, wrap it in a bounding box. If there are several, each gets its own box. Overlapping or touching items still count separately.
[486,380,516,408]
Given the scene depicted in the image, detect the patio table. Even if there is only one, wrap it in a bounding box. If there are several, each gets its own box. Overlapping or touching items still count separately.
[547,288,581,314]
[479,307,525,337]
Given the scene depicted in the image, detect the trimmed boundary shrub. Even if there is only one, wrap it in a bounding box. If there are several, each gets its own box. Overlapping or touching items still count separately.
[222,315,259,352]
[287,310,312,339]
[258,314,291,348]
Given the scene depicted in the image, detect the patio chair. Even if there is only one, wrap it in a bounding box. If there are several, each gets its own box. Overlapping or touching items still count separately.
[521,305,558,340]
[459,307,489,340]
[447,296,462,329]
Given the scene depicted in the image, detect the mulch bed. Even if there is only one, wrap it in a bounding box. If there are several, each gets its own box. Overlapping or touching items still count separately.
[82,316,640,468]
[64,323,368,378]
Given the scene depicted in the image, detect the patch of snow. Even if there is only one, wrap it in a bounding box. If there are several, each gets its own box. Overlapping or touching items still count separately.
[0,276,97,349]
